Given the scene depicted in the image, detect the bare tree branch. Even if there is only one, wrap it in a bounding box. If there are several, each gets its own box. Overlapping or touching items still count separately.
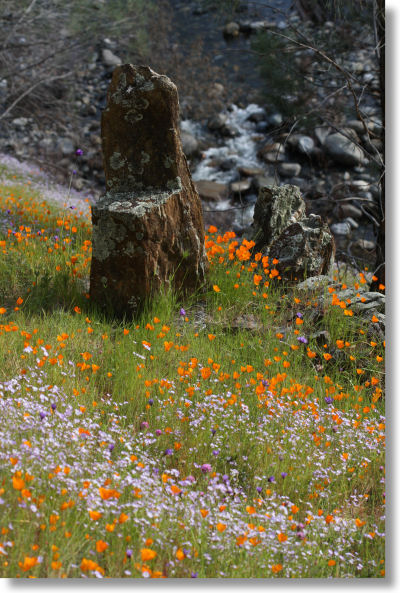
[0,71,73,121]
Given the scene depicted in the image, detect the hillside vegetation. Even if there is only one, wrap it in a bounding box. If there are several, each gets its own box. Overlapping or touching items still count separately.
[0,162,385,578]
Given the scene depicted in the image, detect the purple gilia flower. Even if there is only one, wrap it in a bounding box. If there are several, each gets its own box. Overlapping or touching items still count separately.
[297,335,308,344]
[201,464,212,473]
[262,379,269,387]
[148,398,154,406]
[164,448,173,456]
[156,429,162,436]
[267,475,275,483]
[51,403,57,411]
[212,450,219,456]
[191,572,198,578]
[108,443,114,452]
[297,531,306,540]
[296,312,303,318]
[75,149,83,156]
[211,428,216,436]
[39,411,46,421]
[126,549,133,558]
[256,486,263,493]
[325,396,333,404]
[179,308,186,316]
[281,472,288,479]
[140,421,149,430]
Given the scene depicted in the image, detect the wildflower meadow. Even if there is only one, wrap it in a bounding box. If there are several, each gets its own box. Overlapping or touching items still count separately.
[0,163,385,578]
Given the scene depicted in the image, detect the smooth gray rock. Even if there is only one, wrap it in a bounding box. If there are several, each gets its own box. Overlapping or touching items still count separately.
[207,113,227,131]
[330,221,352,236]
[267,112,283,126]
[315,126,331,146]
[278,162,302,177]
[181,131,199,157]
[324,131,364,166]
[194,180,229,202]
[349,238,376,258]
[223,22,240,37]
[334,203,363,219]
[230,179,252,194]
[287,134,315,155]
[102,48,122,67]
[247,112,266,125]
[12,117,29,129]
[238,166,265,177]
[59,137,75,156]
[253,175,278,190]
[344,217,359,229]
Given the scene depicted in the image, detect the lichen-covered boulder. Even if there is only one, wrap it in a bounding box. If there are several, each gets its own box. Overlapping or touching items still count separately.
[268,214,335,281]
[89,65,208,317]
[251,185,306,251]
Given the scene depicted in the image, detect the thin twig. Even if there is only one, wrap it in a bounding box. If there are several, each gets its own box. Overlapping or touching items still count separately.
[0,72,73,121]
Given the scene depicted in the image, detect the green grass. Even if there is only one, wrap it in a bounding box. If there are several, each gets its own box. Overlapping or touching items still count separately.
[0,173,385,578]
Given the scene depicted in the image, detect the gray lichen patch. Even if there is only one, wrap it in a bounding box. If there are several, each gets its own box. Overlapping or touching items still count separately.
[108,200,135,213]
[110,152,127,170]
[141,151,150,165]
[124,242,136,257]
[94,181,182,218]
[164,155,174,169]
[92,216,127,262]
[132,72,155,92]
[167,176,182,192]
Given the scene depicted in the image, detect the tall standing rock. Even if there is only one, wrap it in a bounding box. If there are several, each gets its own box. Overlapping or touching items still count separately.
[89,65,208,316]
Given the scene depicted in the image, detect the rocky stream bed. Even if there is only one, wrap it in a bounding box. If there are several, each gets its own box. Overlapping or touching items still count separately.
[0,0,383,271]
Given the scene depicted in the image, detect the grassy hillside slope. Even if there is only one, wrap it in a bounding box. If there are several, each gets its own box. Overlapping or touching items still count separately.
[0,159,385,578]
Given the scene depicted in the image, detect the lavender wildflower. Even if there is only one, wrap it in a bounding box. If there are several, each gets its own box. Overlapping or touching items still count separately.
[201,464,212,473]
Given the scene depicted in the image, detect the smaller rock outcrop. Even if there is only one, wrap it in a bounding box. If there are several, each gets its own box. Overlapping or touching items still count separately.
[251,185,305,251]
[268,214,335,280]
[250,184,335,281]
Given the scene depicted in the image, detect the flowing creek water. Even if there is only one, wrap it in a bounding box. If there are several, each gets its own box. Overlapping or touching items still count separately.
[167,0,380,263]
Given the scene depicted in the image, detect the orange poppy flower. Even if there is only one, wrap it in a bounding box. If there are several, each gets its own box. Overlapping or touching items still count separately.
[141,548,157,561]
[96,540,109,553]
